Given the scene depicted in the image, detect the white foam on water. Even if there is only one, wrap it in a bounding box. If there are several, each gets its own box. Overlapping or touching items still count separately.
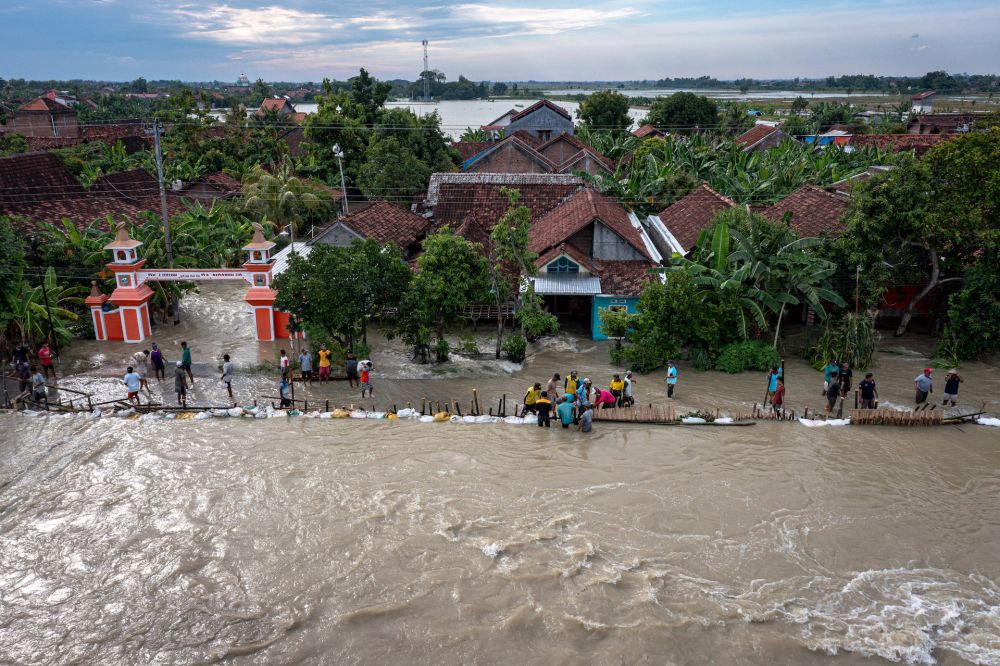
[798,418,851,427]
[976,417,1000,427]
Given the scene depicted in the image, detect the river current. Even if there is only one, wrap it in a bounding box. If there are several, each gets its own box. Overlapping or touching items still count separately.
[2,285,998,665]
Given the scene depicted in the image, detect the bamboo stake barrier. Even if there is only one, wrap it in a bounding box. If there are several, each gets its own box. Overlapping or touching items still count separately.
[850,408,945,426]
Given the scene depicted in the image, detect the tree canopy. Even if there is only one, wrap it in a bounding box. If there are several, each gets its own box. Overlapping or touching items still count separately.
[576,90,632,133]
[643,92,718,135]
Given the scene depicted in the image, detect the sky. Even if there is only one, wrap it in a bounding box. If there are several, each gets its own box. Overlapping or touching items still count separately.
[1,0,998,82]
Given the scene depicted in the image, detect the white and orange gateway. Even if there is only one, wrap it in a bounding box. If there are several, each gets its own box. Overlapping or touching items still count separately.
[86,222,296,343]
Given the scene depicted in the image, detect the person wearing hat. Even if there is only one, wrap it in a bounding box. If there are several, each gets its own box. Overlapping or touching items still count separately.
[576,378,595,406]
[665,360,678,399]
[942,369,963,407]
[622,370,635,408]
[173,360,188,407]
[913,367,933,405]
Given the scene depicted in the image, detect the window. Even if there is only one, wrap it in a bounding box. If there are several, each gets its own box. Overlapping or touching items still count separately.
[546,256,579,273]
[254,274,266,286]
[537,130,552,142]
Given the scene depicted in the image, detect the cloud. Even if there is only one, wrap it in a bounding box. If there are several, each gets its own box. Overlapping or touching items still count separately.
[450,4,640,35]
[349,11,417,31]
[167,4,342,45]
[911,32,920,38]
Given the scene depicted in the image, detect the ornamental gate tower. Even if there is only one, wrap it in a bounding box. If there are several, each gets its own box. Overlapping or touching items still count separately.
[86,222,290,343]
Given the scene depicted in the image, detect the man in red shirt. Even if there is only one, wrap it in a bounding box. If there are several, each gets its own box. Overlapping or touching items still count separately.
[771,377,785,415]
[37,342,55,380]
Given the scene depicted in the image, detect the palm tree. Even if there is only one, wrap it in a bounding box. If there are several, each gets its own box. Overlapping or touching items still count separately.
[240,157,324,235]
[5,267,84,347]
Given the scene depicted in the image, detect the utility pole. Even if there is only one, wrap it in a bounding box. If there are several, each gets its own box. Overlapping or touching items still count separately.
[855,264,861,313]
[333,144,349,216]
[150,118,179,324]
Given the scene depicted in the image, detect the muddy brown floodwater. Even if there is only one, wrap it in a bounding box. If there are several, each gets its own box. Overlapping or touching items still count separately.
[2,284,999,665]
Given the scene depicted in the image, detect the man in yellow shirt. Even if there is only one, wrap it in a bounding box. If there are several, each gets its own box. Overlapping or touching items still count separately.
[317,343,332,381]
[610,373,625,407]
[564,370,579,396]
[522,382,541,416]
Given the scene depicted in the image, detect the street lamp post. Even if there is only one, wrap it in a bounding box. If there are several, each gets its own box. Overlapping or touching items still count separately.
[333,144,349,216]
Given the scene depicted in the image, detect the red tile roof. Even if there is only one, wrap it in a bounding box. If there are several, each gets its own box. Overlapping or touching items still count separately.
[633,124,665,139]
[656,184,736,252]
[596,260,657,296]
[911,91,935,100]
[528,188,652,260]
[464,135,558,173]
[735,124,779,148]
[337,200,429,249]
[199,171,242,191]
[537,131,589,154]
[850,133,951,157]
[257,98,294,115]
[510,99,572,122]
[762,184,849,238]
[535,243,599,274]
[908,114,975,134]
[556,146,615,174]
[18,97,74,113]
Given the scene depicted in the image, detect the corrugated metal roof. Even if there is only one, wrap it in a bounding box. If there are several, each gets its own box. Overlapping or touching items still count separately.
[270,243,313,276]
[529,275,602,295]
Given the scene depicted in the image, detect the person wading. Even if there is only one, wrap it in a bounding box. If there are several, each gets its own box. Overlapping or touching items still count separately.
[298,349,313,382]
[221,354,234,399]
[344,351,358,388]
[942,369,963,407]
[123,366,141,407]
[522,382,541,416]
[610,374,625,407]
[622,371,635,408]
[556,395,576,428]
[174,361,187,407]
[536,391,553,428]
[317,344,332,382]
[914,368,933,405]
[825,372,841,416]
[564,371,579,397]
[665,361,678,399]
[131,349,151,396]
[37,342,55,380]
[577,403,593,433]
[771,376,785,415]
[150,343,165,382]
[180,341,194,384]
[546,373,561,400]
[359,360,374,399]
[858,373,878,409]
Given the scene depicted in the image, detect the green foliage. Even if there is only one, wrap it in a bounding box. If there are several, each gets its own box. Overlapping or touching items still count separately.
[718,102,755,136]
[434,338,450,363]
[936,263,1000,360]
[577,90,632,133]
[791,96,809,114]
[0,132,27,156]
[714,341,780,374]
[459,127,489,142]
[643,92,718,135]
[806,311,878,370]
[357,135,430,201]
[516,288,559,340]
[501,332,527,362]
[273,239,411,348]
[239,157,332,233]
[3,266,85,347]
[459,332,479,354]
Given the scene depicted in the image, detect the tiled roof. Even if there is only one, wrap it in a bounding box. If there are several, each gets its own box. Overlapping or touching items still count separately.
[338,200,430,249]
[908,114,975,134]
[535,243,599,274]
[827,166,893,195]
[596,260,657,296]
[289,112,308,123]
[762,184,849,238]
[18,97,74,113]
[537,132,589,154]
[510,99,572,122]
[911,91,935,100]
[556,146,615,174]
[633,124,665,139]
[655,184,736,252]
[0,153,187,233]
[259,98,291,112]
[850,133,951,156]
[528,188,653,260]
[508,129,543,147]
[199,171,242,191]
[451,141,493,161]
[463,135,557,172]
[735,124,778,148]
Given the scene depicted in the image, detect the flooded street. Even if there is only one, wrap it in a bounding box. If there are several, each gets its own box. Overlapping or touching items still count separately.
[2,284,999,665]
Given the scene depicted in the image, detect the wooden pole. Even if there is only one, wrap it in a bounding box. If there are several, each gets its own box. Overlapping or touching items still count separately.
[473,389,480,416]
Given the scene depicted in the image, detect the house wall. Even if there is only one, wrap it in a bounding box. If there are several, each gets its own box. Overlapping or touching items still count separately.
[593,222,645,261]
[465,144,549,174]
[506,107,573,140]
[591,296,639,340]
[315,223,363,247]
[11,112,79,138]
[566,225,594,258]
[539,140,577,164]
[560,154,610,176]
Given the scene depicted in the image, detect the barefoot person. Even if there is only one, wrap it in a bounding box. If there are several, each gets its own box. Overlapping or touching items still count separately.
[858,373,878,409]
[123,366,141,406]
[298,348,313,382]
[317,344,332,382]
[131,349,151,395]
[665,360,678,399]
[278,349,290,379]
[343,351,358,387]
[221,354,234,399]
[359,360,374,399]
[914,368,933,405]
[546,373,561,400]
[174,361,187,408]
[37,342,55,380]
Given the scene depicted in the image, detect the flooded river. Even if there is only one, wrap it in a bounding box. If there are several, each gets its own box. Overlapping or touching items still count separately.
[2,285,999,665]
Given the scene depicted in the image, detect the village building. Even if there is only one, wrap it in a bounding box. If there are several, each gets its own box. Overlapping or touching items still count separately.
[907,114,974,135]
[648,184,737,256]
[481,100,574,141]
[256,97,296,120]
[910,91,935,114]
[734,123,797,152]
[457,132,613,176]
[848,134,951,157]
[761,184,850,238]
[310,201,429,258]
[632,124,666,139]
[9,96,79,138]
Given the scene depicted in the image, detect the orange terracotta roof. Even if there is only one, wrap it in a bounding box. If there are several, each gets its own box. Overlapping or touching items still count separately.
[633,124,665,139]
[528,188,652,260]
[850,133,951,157]
[339,200,430,249]
[735,124,779,148]
[18,96,74,113]
[656,184,736,252]
[762,184,849,238]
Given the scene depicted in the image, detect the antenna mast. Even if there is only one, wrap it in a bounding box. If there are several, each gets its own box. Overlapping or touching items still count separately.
[422,40,430,101]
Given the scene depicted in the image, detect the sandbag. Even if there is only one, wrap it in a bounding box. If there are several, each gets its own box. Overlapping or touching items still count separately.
[419,415,436,423]
[228,407,244,417]
[433,412,450,422]
[350,410,367,419]
[194,411,213,420]
[332,409,350,418]
[396,408,417,418]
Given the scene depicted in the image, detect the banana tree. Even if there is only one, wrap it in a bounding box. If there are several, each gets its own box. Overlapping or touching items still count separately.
[6,268,85,347]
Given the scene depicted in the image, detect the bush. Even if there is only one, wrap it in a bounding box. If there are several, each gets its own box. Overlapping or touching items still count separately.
[502,332,527,362]
[936,263,1000,360]
[714,340,780,374]
[459,332,478,354]
[353,342,372,360]
[434,338,450,363]
[806,311,877,370]
[624,330,680,373]
[690,348,714,371]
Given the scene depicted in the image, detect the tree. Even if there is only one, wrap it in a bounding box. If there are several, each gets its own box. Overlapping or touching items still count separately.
[240,158,329,234]
[718,102,754,136]
[492,82,508,96]
[350,68,392,126]
[272,240,411,349]
[358,135,430,201]
[577,90,632,133]
[0,132,27,156]
[400,228,490,362]
[791,96,809,114]
[249,78,272,106]
[459,127,489,142]
[643,92,718,135]
[487,188,533,357]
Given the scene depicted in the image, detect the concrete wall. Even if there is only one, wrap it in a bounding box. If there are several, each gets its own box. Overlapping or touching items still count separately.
[314,222,362,247]
[591,296,639,340]
[466,143,549,173]
[506,106,573,140]
[593,222,645,261]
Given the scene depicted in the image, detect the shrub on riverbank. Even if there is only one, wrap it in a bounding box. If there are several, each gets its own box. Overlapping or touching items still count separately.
[714,341,780,374]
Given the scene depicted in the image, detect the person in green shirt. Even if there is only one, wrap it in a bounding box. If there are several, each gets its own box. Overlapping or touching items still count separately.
[556,396,576,428]
[180,340,194,384]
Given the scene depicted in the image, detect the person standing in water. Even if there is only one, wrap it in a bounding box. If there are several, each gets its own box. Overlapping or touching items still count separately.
[825,371,841,416]
[278,350,290,379]
[37,342,55,380]
[914,368,933,405]
[344,351,358,388]
[765,367,779,404]
[858,373,878,409]
[665,361,678,399]
[942,369,963,407]
[522,382,541,416]
[577,404,593,433]
[317,344,332,382]
[279,377,292,408]
[622,370,635,408]
[123,366,141,407]
[839,361,853,398]
[536,391,552,428]
[609,374,625,407]
[31,366,47,406]
[823,358,838,396]
[556,395,576,428]
[180,341,194,384]
[150,343,165,382]
[221,354,234,399]
[174,361,187,407]
[546,373,561,400]
[564,371,579,397]
[298,348,313,382]
[771,376,785,415]
[359,360,374,399]
[131,349,151,396]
